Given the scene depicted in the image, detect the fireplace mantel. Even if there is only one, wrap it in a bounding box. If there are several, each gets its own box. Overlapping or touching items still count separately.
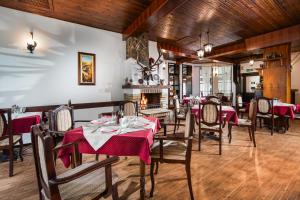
[122,85,171,89]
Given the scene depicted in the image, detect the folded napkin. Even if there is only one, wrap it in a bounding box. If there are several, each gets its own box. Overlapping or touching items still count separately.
[83,116,156,151]
[82,124,119,151]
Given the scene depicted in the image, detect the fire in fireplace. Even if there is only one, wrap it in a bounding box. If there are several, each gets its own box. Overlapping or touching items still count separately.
[140,93,161,109]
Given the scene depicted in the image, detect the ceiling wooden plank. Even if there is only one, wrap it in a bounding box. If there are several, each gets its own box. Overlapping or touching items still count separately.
[122,0,188,40]
[158,42,197,58]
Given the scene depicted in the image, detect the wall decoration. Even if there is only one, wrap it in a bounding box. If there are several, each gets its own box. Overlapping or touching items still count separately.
[78,52,96,85]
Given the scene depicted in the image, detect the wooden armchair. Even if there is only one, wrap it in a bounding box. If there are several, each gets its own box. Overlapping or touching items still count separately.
[198,101,223,154]
[31,125,119,200]
[256,97,278,135]
[0,109,23,177]
[228,99,257,147]
[150,109,195,200]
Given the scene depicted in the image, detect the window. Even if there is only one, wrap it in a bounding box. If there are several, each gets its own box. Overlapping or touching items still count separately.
[199,65,233,97]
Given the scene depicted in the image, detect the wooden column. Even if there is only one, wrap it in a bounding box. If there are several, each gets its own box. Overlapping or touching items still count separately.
[262,43,291,102]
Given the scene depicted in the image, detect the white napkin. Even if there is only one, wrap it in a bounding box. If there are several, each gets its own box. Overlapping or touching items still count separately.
[83,116,156,151]
[82,124,119,151]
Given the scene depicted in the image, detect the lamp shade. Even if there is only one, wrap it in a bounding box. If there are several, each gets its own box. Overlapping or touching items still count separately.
[204,43,213,53]
[197,48,205,58]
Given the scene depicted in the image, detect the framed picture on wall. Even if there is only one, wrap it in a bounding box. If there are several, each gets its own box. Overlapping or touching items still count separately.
[78,52,96,85]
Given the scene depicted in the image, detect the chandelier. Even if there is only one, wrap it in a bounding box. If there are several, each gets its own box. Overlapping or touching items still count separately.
[204,31,213,53]
[197,34,204,58]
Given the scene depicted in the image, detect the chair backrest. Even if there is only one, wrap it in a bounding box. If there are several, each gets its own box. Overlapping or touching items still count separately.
[31,125,57,200]
[0,112,7,138]
[184,109,194,161]
[237,95,243,108]
[49,105,74,132]
[206,96,221,104]
[200,101,222,127]
[257,97,272,115]
[123,101,138,116]
[173,98,181,114]
[248,99,258,124]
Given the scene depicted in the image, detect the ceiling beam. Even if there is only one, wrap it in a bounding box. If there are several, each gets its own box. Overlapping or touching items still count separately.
[158,42,197,58]
[122,0,187,40]
[206,24,300,59]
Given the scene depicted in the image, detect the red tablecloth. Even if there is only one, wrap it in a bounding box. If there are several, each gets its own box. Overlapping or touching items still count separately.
[183,98,190,105]
[273,105,295,119]
[59,117,161,168]
[192,105,238,124]
[12,115,41,134]
[296,104,300,113]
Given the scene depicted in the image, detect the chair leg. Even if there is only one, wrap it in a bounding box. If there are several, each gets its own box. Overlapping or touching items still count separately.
[219,132,222,155]
[150,161,155,197]
[248,126,252,141]
[173,119,177,134]
[228,124,232,143]
[185,163,194,200]
[154,161,159,174]
[112,184,119,200]
[198,130,201,151]
[259,118,262,128]
[9,146,14,177]
[251,127,256,147]
[177,119,181,130]
[19,139,24,162]
[271,118,274,136]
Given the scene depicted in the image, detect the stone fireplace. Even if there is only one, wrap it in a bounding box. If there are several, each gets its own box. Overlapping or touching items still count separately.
[122,85,169,111]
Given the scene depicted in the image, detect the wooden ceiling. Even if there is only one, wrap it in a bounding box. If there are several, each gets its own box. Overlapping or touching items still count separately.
[0,0,153,32]
[1,0,300,61]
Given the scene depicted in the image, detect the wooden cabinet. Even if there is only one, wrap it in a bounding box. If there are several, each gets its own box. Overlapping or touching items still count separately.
[262,43,291,103]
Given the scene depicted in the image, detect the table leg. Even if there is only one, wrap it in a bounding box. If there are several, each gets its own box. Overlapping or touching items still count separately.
[140,159,146,200]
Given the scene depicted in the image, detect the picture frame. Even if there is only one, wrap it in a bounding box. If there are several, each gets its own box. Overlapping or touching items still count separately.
[78,52,96,85]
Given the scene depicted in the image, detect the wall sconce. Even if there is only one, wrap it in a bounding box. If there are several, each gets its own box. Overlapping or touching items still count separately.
[27,32,37,53]
[249,59,254,66]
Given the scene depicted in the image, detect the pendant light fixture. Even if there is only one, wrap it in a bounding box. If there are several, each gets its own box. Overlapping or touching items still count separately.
[204,31,213,53]
[197,34,205,58]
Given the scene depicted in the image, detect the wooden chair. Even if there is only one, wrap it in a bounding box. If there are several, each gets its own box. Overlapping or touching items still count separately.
[228,99,257,147]
[31,125,119,200]
[206,95,221,104]
[198,101,223,154]
[121,101,138,116]
[150,109,195,200]
[256,97,278,135]
[0,109,23,177]
[173,98,188,134]
[236,95,247,118]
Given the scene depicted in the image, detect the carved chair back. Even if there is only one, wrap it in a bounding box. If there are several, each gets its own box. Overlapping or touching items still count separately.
[206,96,221,104]
[122,101,138,116]
[200,101,222,128]
[257,97,273,115]
[49,105,74,132]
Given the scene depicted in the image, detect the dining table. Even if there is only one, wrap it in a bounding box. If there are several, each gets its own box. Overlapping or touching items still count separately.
[11,112,42,135]
[59,116,161,200]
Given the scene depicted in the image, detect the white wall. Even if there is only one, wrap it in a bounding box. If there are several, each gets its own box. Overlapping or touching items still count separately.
[0,7,126,119]
[291,52,300,104]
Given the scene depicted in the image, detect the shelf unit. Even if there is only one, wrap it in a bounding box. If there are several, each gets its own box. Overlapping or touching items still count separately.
[168,63,180,108]
[182,64,193,97]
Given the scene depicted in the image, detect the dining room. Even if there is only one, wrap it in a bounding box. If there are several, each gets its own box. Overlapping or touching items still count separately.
[0,1,300,200]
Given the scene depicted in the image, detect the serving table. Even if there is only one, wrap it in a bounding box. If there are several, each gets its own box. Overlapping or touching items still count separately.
[59,116,161,199]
